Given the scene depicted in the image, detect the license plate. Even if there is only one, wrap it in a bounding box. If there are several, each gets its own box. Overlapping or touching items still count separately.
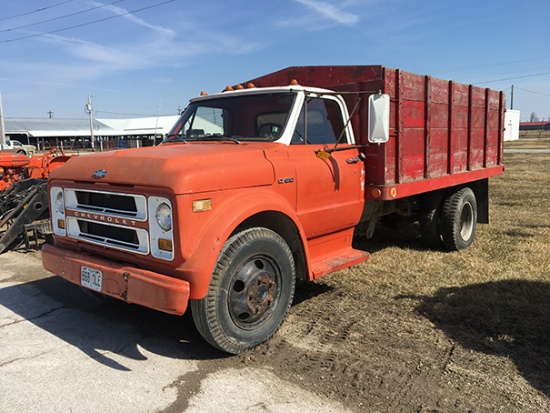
[81,266,102,292]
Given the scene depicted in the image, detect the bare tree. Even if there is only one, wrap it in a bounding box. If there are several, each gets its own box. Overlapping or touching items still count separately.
[530,112,540,122]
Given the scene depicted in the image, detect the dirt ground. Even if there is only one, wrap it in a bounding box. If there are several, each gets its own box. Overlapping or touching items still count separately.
[190,277,549,413]
[1,237,548,413]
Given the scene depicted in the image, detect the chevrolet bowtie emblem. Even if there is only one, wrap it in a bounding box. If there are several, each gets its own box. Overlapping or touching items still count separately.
[92,169,108,179]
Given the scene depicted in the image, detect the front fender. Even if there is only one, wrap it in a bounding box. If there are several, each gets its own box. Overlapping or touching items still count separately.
[178,190,309,300]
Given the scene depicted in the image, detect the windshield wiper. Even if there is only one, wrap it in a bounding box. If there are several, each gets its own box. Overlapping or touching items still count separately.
[163,134,187,144]
[189,135,241,144]
[163,134,241,144]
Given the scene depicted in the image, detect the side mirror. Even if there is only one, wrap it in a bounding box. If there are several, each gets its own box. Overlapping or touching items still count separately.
[367,93,390,144]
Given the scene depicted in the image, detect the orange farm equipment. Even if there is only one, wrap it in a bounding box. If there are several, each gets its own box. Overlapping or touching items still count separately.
[0,150,71,253]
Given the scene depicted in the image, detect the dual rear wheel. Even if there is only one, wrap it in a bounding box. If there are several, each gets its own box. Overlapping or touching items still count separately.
[420,187,478,251]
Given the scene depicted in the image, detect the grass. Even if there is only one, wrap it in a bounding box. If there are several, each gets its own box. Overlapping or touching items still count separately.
[319,150,550,366]
[339,150,550,297]
[506,136,550,149]
[518,130,550,140]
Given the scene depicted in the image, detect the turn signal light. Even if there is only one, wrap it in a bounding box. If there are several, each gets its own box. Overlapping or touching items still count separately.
[193,199,213,213]
[158,238,173,252]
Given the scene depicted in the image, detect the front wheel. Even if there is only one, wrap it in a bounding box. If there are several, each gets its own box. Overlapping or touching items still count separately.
[191,227,296,354]
[441,187,477,251]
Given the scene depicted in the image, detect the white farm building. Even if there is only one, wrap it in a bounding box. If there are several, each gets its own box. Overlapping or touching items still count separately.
[4,116,180,150]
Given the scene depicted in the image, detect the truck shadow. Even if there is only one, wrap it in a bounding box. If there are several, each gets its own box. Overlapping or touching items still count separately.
[405,279,550,396]
[353,222,426,254]
[0,274,333,370]
[0,276,230,370]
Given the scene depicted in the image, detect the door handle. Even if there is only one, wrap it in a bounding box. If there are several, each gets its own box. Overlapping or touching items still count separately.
[346,153,366,164]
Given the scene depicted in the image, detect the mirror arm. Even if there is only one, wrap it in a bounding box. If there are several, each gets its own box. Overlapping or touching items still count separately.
[334,96,362,148]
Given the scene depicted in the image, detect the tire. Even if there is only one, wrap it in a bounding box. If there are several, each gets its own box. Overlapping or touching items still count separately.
[191,227,296,354]
[441,187,477,251]
[419,192,444,249]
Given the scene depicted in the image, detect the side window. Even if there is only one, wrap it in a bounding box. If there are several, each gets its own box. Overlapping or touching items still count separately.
[292,97,346,144]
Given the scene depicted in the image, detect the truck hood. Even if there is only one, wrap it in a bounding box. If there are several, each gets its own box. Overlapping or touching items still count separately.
[49,143,275,194]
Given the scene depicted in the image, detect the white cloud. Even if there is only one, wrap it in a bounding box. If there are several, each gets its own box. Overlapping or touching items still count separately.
[5,3,264,85]
[294,0,359,26]
[92,1,177,40]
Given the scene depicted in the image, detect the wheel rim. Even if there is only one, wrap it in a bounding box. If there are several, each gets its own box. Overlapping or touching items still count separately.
[228,256,281,329]
[460,202,474,240]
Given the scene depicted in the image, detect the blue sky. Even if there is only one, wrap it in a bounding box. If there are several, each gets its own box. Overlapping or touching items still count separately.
[1,0,549,121]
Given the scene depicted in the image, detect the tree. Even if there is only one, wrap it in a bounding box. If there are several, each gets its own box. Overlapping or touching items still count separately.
[530,112,540,122]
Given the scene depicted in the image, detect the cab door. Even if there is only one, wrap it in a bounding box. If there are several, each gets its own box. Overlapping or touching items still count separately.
[289,96,364,238]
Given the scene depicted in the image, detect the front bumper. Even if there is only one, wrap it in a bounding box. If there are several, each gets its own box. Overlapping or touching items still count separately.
[42,244,190,315]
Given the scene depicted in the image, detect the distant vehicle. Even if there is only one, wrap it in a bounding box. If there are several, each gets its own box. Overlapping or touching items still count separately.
[0,139,36,157]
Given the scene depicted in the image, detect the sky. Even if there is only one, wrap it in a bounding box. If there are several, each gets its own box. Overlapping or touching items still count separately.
[1,0,549,122]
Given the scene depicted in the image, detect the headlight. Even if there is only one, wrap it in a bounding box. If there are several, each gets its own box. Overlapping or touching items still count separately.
[155,202,172,231]
[55,190,65,214]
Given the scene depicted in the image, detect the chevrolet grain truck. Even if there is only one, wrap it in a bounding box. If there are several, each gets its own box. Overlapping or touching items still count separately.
[42,66,505,354]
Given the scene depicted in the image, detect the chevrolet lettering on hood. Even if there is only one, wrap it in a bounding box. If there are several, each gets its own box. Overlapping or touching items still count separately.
[73,211,138,226]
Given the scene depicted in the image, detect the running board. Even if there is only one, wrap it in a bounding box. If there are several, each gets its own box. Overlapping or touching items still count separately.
[308,228,370,280]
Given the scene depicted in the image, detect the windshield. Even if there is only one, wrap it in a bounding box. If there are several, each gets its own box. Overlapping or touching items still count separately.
[166,92,297,142]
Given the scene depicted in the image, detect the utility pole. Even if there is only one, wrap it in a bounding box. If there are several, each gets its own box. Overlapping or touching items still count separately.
[47,110,54,118]
[0,92,5,145]
[510,84,514,110]
[85,94,96,150]
[153,93,162,146]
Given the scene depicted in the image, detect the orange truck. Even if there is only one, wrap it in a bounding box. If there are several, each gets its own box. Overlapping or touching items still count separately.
[42,66,505,354]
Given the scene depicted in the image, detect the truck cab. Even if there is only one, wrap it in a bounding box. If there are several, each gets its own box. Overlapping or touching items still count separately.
[166,85,367,239]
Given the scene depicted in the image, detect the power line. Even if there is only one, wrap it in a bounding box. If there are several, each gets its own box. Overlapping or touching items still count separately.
[474,71,550,85]
[514,86,550,98]
[432,57,550,76]
[0,0,127,34]
[0,0,75,23]
[0,0,176,44]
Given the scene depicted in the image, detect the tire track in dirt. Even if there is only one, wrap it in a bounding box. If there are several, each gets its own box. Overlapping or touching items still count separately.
[230,283,550,412]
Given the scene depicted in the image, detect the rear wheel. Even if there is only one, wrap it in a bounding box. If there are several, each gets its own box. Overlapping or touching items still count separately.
[191,227,296,354]
[441,187,477,251]
[419,192,444,249]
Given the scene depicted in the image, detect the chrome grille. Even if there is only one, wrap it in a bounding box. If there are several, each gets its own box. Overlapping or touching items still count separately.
[64,189,149,254]
[65,189,147,220]
[75,191,138,216]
